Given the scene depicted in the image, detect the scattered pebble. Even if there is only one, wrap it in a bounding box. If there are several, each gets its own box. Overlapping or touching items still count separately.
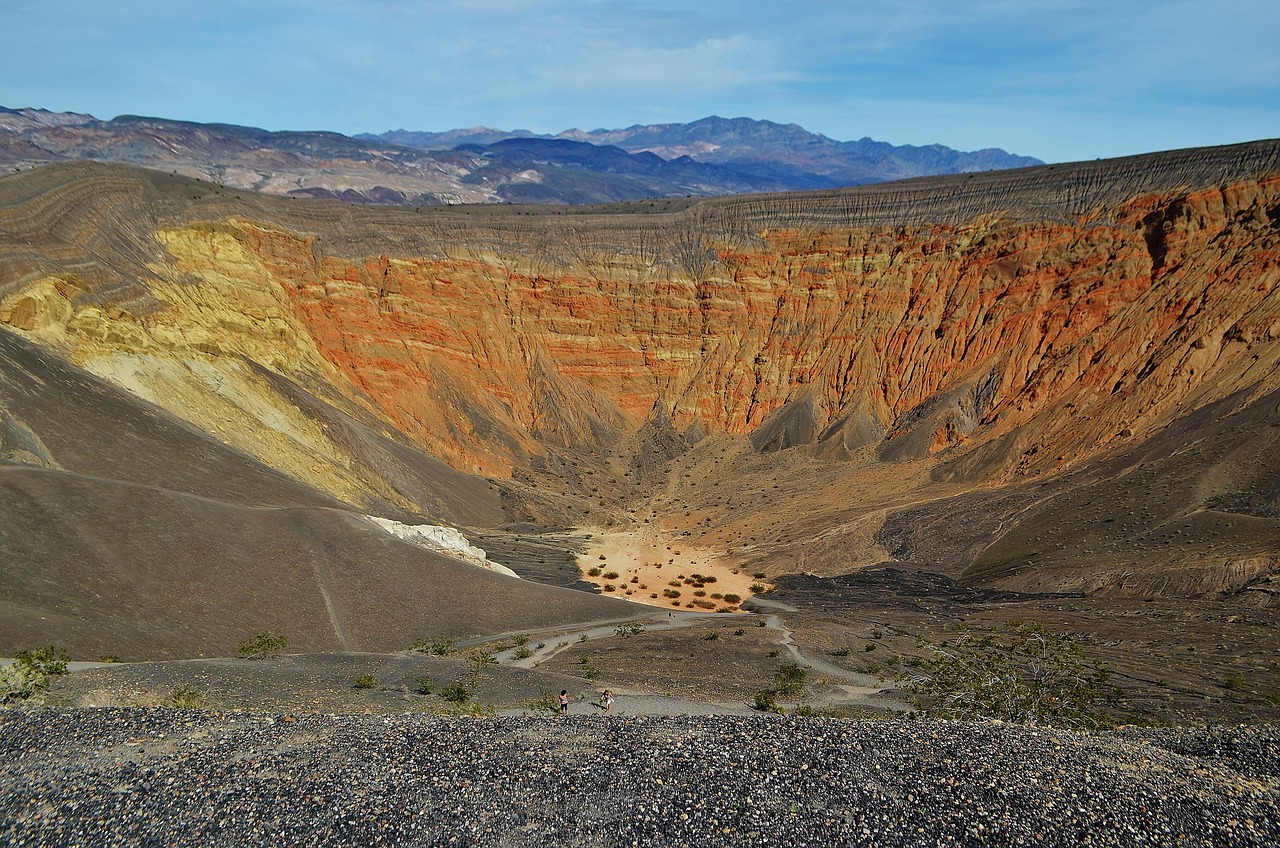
[1,708,1277,846]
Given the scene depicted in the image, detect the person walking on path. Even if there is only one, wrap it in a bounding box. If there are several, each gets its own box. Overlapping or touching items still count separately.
[558,690,570,715]
[599,690,615,714]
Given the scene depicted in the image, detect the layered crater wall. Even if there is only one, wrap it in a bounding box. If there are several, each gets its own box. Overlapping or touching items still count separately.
[3,142,1280,491]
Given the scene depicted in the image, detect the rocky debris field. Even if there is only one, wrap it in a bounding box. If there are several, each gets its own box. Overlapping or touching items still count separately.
[1,708,1277,847]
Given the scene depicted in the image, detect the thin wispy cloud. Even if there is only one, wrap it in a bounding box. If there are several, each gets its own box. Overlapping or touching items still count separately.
[1,0,1276,161]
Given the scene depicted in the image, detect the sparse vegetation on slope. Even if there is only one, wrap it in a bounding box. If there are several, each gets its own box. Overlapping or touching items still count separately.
[899,620,1127,729]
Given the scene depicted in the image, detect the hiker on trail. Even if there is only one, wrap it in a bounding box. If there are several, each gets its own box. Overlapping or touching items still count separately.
[599,690,615,713]
[559,690,569,714]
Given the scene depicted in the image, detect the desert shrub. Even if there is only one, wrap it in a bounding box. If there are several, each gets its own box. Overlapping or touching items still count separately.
[722,594,742,605]
[428,699,494,717]
[410,636,456,656]
[588,567,603,577]
[604,571,620,580]
[749,583,766,593]
[415,676,435,696]
[353,674,379,690]
[440,682,472,703]
[865,643,877,652]
[663,589,681,599]
[773,663,807,697]
[468,650,497,665]
[521,690,559,714]
[897,620,1126,729]
[752,690,784,714]
[238,630,286,658]
[603,584,615,592]
[693,590,707,597]
[166,686,209,709]
[98,655,121,664]
[704,632,720,641]
[832,646,853,657]
[513,635,529,647]
[615,624,645,637]
[514,646,534,659]
[1,645,70,703]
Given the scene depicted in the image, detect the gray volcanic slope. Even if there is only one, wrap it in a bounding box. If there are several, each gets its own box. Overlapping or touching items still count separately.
[2,708,1277,847]
[0,327,634,660]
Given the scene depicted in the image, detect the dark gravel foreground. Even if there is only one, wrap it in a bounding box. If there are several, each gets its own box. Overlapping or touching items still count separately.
[2,708,1277,847]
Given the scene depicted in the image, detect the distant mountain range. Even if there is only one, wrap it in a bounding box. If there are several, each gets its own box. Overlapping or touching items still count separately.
[364,116,1042,189]
[1,106,1040,205]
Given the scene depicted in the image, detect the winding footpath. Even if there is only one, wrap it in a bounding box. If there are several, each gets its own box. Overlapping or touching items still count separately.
[462,603,885,713]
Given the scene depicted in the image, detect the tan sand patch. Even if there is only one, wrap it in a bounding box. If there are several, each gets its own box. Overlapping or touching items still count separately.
[577,527,770,612]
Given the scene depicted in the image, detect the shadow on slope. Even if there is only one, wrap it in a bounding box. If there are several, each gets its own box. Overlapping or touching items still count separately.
[872,386,1280,602]
[0,327,634,659]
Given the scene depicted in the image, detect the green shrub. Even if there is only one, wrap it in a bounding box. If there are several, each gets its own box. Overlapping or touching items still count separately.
[831,646,853,657]
[897,620,1127,729]
[521,690,559,714]
[1,645,70,703]
[722,594,742,605]
[238,630,286,658]
[514,646,534,659]
[353,674,379,689]
[167,686,209,709]
[440,682,472,703]
[752,690,784,714]
[415,676,435,696]
[409,636,457,656]
[773,663,807,697]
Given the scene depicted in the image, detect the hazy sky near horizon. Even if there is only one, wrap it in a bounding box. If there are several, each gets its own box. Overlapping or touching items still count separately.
[3,0,1277,163]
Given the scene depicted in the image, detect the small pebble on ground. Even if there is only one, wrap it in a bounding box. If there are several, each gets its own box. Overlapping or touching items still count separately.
[1,708,1277,847]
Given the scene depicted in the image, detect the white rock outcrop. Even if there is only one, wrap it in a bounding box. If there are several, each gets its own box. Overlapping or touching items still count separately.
[364,516,519,579]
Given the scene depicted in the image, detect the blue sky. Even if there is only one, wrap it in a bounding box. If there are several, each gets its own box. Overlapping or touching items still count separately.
[3,0,1277,163]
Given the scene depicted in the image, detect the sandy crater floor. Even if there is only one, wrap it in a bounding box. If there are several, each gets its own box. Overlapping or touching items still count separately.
[576,525,771,611]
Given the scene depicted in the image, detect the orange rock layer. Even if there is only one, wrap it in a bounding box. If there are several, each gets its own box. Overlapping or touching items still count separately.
[230,178,1280,478]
